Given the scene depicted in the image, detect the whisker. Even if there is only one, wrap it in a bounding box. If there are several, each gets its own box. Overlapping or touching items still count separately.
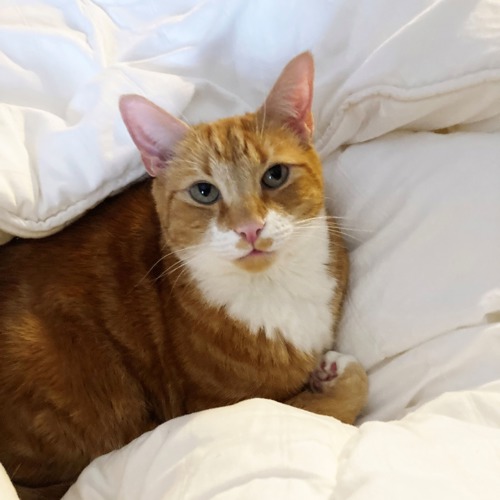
[170,262,196,293]
[11,463,22,478]
[158,250,202,280]
[135,242,208,288]
[295,214,360,224]
[335,225,373,233]
[294,216,353,228]
[155,258,190,284]
[326,227,370,241]
[132,241,171,289]
[335,233,364,244]
[293,221,373,234]
[291,223,372,244]
[161,240,211,274]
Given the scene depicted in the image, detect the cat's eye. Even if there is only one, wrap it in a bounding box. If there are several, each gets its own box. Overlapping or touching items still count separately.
[189,182,220,205]
[261,164,289,189]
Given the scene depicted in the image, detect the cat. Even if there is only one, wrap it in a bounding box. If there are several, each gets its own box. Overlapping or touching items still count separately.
[0,52,368,500]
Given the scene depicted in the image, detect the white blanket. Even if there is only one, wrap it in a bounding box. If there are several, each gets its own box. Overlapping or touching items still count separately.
[64,388,500,500]
[3,0,500,240]
[1,1,500,499]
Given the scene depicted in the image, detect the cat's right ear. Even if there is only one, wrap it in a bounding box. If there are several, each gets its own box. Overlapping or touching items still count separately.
[119,95,189,177]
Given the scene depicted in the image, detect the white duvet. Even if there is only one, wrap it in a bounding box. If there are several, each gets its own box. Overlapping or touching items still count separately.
[1,1,500,499]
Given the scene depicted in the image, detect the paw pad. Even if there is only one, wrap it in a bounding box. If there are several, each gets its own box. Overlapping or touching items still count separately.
[309,351,357,393]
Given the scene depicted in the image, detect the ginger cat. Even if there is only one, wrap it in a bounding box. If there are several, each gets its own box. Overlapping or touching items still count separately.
[0,52,368,500]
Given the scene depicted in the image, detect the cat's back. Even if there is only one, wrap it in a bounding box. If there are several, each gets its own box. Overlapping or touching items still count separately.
[0,180,168,483]
[0,179,165,370]
[0,180,158,300]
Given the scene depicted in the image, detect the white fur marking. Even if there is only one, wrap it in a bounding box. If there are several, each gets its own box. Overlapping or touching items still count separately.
[184,211,338,354]
[321,351,357,376]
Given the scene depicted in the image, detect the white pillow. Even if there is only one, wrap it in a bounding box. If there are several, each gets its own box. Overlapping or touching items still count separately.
[323,131,500,420]
[3,0,500,239]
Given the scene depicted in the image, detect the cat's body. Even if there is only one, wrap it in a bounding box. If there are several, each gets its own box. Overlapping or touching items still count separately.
[0,53,368,500]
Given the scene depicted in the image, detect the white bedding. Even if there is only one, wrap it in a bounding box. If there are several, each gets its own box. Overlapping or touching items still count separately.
[1,1,500,499]
[64,388,500,500]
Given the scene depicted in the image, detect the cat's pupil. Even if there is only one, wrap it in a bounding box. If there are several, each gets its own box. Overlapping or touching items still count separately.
[269,166,282,180]
[198,183,212,197]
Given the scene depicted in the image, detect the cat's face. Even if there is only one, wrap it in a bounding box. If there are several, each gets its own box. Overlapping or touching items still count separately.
[153,114,324,273]
[120,51,325,274]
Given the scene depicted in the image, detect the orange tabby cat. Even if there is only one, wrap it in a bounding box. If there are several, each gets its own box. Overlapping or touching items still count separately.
[0,52,368,500]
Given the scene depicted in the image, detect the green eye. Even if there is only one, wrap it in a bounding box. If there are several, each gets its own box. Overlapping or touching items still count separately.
[262,164,289,189]
[189,182,220,205]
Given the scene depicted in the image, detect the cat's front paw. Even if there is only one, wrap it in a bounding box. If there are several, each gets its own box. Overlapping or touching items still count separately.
[310,351,358,393]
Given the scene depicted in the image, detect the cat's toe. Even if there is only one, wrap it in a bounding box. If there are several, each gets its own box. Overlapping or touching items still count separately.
[310,351,358,393]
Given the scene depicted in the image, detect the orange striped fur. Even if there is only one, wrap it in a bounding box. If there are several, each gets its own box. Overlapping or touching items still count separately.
[0,53,367,500]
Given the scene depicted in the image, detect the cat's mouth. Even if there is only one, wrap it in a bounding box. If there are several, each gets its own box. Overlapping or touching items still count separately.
[247,249,267,257]
[240,248,274,259]
[236,247,275,272]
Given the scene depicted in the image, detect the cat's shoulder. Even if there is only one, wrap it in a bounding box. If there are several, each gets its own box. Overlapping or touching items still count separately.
[0,179,160,292]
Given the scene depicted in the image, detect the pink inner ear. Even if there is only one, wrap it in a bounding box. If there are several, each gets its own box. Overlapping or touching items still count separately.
[119,95,189,177]
[259,52,315,141]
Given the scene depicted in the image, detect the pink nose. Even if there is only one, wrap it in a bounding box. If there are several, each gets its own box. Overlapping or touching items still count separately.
[235,222,264,245]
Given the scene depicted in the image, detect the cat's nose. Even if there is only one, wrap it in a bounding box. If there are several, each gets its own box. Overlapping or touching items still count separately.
[235,221,264,245]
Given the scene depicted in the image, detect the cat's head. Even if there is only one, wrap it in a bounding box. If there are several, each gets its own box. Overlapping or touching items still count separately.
[120,52,327,274]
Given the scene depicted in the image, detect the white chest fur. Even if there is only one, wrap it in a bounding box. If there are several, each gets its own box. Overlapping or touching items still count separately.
[184,217,338,354]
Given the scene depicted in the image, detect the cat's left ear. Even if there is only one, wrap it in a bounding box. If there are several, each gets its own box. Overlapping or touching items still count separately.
[257,51,314,142]
[119,95,189,177]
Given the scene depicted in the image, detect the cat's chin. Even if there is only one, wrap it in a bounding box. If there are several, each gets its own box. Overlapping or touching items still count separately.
[234,249,276,273]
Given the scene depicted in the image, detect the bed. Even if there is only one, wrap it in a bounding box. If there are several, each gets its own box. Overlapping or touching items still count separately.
[1,0,500,498]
